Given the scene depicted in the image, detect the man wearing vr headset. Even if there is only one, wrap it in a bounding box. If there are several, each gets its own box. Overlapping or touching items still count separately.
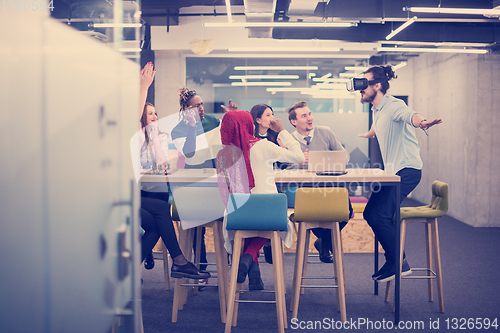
[355,65,442,282]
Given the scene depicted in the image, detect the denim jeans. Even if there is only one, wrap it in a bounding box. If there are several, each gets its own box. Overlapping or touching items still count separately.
[363,168,422,265]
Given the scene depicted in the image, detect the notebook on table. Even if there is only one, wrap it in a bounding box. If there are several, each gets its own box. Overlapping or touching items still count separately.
[308,150,348,176]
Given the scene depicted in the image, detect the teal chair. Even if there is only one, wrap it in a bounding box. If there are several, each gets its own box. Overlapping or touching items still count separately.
[385,181,449,313]
[225,193,288,333]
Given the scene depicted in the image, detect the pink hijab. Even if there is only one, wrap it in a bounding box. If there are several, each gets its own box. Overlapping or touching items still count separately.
[216,111,261,206]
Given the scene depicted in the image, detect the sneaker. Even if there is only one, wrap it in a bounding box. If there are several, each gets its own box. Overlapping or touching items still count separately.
[376,259,412,283]
[248,261,264,291]
[372,261,391,280]
[237,254,253,283]
[263,241,273,264]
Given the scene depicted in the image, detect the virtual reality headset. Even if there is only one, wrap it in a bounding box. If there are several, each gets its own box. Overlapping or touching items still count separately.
[346,78,388,92]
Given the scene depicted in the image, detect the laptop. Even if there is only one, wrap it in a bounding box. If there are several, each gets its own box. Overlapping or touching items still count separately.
[308,150,348,176]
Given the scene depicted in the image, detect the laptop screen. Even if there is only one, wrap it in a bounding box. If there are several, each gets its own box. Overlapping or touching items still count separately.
[308,151,347,173]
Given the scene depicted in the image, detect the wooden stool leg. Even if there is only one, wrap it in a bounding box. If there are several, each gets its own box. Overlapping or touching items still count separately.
[232,240,245,327]
[331,222,346,322]
[281,241,286,296]
[431,218,445,313]
[425,222,434,302]
[162,241,170,290]
[213,222,227,323]
[271,232,285,333]
[291,223,307,319]
[301,229,311,295]
[225,233,243,333]
[278,237,287,328]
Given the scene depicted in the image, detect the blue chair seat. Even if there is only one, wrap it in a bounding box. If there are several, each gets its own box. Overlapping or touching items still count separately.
[226,193,288,231]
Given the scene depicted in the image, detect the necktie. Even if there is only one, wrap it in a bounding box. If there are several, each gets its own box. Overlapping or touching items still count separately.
[304,136,311,146]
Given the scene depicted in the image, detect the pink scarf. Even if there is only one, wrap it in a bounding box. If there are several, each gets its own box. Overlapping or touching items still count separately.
[216,111,261,206]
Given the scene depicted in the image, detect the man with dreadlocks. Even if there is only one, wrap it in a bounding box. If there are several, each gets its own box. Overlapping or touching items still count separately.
[171,87,237,169]
[171,87,238,272]
[358,65,442,283]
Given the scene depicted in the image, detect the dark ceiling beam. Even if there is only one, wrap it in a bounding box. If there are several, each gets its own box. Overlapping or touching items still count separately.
[273,22,500,44]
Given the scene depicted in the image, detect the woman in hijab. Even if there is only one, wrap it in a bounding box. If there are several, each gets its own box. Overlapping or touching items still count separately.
[216,110,304,290]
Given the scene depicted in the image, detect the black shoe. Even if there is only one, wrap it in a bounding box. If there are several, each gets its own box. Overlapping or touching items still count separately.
[314,239,333,264]
[171,262,211,279]
[263,241,273,264]
[248,261,264,291]
[376,259,412,283]
[144,251,155,270]
[372,261,392,280]
[237,254,253,283]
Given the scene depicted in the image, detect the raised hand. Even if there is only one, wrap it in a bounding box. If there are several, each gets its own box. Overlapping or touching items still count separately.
[358,131,375,139]
[140,62,156,90]
[183,107,199,126]
[269,118,285,133]
[220,99,239,112]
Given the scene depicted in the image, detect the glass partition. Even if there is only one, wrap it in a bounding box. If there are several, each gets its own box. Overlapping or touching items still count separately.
[186,56,370,168]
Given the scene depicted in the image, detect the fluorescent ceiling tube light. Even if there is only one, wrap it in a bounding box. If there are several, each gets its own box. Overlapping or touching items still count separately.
[234,66,318,71]
[393,62,407,70]
[344,66,369,71]
[266,88,309,92]
[193,54,370,59]
[228,47,341,52]
[386,16,417,40]
[339,72,362,78]
[94,23,141,28]
[312,78,349,83]
[231,82,292,86]
[229,75,299,79]
[378,47,488,54]
[119,48,142,52]
[404,7,500,15]
[203,22,355,28]
[225,0,232,23]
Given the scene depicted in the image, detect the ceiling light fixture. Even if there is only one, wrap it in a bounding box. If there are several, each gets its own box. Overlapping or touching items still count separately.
[344,66,369,71]
[93,23,141,28]
[385,16,417,40]
[403,6,500,16]
[188,53,370,59]
[225,0,232,23]
[235,66,318,71]
[378,47,488,54]
[231,82,292,86]
[119,48,142,52]
[203,22,355,28]
[229,75,299,79]
[393,62,407,70]
[228,47,341,52]
[312,78,349,83]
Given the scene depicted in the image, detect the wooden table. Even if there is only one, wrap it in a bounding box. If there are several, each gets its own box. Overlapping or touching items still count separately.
[140,168,404,323]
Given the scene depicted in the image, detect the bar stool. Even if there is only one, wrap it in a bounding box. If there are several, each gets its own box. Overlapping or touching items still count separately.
[225,193,288,333]
[170,187,229,323]
[385,181,449,313]
[290,187,350,322]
